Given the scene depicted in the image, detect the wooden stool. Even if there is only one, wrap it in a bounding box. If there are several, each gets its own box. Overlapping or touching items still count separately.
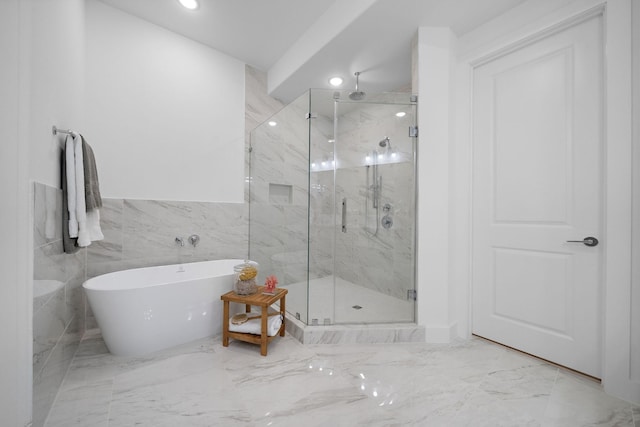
[221,286,288,356]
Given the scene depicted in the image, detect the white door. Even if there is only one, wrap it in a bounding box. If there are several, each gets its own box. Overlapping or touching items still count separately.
[472,14,603,378]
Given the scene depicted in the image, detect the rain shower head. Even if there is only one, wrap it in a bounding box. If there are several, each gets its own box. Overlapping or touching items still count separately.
[349,72,366,101]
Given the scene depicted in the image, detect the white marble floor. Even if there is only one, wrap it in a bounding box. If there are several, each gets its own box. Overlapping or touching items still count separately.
[45,331,639,427]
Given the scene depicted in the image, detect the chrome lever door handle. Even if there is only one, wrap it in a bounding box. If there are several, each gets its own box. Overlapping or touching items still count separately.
[566,236,599,247]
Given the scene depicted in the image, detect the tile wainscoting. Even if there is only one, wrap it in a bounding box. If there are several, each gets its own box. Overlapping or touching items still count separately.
[32,182,248,426]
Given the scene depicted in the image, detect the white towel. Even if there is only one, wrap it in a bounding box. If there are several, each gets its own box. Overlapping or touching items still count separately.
[86,209,104,242]
[65,135,78,238]
[228,308,283,337]
[74,134,91,247]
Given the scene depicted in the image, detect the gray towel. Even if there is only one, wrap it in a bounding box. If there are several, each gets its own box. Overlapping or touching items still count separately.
[61,145,79,254]
[82,136,102,210]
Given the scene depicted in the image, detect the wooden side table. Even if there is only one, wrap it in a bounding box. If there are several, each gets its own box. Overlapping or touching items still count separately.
[221,286,288,356]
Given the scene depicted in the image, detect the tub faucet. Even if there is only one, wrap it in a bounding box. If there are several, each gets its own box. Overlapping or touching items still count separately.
[175,237,184,247]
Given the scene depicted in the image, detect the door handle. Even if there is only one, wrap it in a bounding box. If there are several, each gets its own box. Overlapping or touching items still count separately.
[566,236,599,247]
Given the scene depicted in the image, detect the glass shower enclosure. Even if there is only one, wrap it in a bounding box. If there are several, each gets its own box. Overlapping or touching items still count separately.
[249,89,417,326]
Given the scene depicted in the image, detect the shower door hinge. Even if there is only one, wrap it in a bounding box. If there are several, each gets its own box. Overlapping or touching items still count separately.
[407,289,417,301]
[305,113,317,119]
[409,126,418,137]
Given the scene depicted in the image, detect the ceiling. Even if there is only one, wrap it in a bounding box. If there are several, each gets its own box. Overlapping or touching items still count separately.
[98,0,526,102]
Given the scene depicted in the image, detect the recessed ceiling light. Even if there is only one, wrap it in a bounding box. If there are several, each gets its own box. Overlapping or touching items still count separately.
[178,0,199,10]
[268,121,277,127]
[329,77,343,87]
[395,111,406,117]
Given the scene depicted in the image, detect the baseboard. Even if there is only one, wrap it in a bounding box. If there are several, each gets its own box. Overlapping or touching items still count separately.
[424,322,457,343]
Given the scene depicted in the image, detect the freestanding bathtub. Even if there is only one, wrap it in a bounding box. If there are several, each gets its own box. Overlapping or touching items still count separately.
[83,259,244,357]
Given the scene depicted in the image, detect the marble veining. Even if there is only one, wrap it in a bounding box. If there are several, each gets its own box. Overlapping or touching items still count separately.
[249,89,417,322]
[33,182,86,427]
[85,198,248,278]
[45,335,639,426]
[33,180,251,425]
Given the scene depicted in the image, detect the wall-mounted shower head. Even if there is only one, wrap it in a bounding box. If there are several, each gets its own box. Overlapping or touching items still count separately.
[379,137,391,150]
[349,72,366,101]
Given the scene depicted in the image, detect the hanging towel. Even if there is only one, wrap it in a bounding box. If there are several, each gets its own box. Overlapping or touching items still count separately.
[74,134,91,247]
[82,137,102,210]
[86,209,104,242]
[62,132,104,250]
[61,142,79,254]
[65,135,78,238]
[81,136,104,243]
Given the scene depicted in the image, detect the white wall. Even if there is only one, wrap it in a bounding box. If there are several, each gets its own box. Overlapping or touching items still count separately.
[415,27,458,341]
[632,0,640,384]
[85,0,246,203]
[29,0,85,188]
[418,0,639,405]
[0,1,33,425]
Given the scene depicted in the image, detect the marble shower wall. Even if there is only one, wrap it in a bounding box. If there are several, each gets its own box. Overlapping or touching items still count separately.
[308,93,416,302]
[249,89,416,321]
[33,182,86,427]
[332,98,416,301]
[245,65,285,203]
[249,90,335,293]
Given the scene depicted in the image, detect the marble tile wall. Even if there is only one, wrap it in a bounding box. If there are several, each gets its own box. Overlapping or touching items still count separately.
[33,184,249,425]
[244,65,285,203]
[249,88,417,320]
[33,182,86,427]
[308,93,416,302]
[86,198,248,276]
[248,88,337,322]
[332,98,417,301]
[246,69,317,291]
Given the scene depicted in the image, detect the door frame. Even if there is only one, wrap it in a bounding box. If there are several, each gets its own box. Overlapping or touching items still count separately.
[452,0,638,404]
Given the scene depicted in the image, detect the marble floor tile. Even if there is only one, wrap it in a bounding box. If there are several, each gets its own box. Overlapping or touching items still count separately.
[544,370,635,426]
[44,380,112,427]
[45,335,639,426]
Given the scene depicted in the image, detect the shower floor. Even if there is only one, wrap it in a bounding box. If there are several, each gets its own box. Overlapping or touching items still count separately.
[282,275,414,324]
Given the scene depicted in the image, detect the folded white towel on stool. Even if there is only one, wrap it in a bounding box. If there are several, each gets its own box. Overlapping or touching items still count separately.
[228,308,283,337]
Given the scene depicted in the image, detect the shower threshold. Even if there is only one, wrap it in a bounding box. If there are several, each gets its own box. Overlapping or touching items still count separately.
[280,276,425,345]
[284,314,425,345]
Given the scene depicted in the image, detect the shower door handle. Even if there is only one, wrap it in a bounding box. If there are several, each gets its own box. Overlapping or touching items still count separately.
[342,198,347,233]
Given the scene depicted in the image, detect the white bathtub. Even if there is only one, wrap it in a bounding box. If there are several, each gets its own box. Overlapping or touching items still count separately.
[83,259,244,357]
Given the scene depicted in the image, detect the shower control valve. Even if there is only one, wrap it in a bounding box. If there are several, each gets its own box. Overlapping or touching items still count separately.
[189,234,200,247]
[175,237,185,247]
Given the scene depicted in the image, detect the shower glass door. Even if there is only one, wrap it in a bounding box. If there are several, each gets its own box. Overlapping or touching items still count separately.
[250,89,416,326]
[308,91,417,325]
[248,92,311,323]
